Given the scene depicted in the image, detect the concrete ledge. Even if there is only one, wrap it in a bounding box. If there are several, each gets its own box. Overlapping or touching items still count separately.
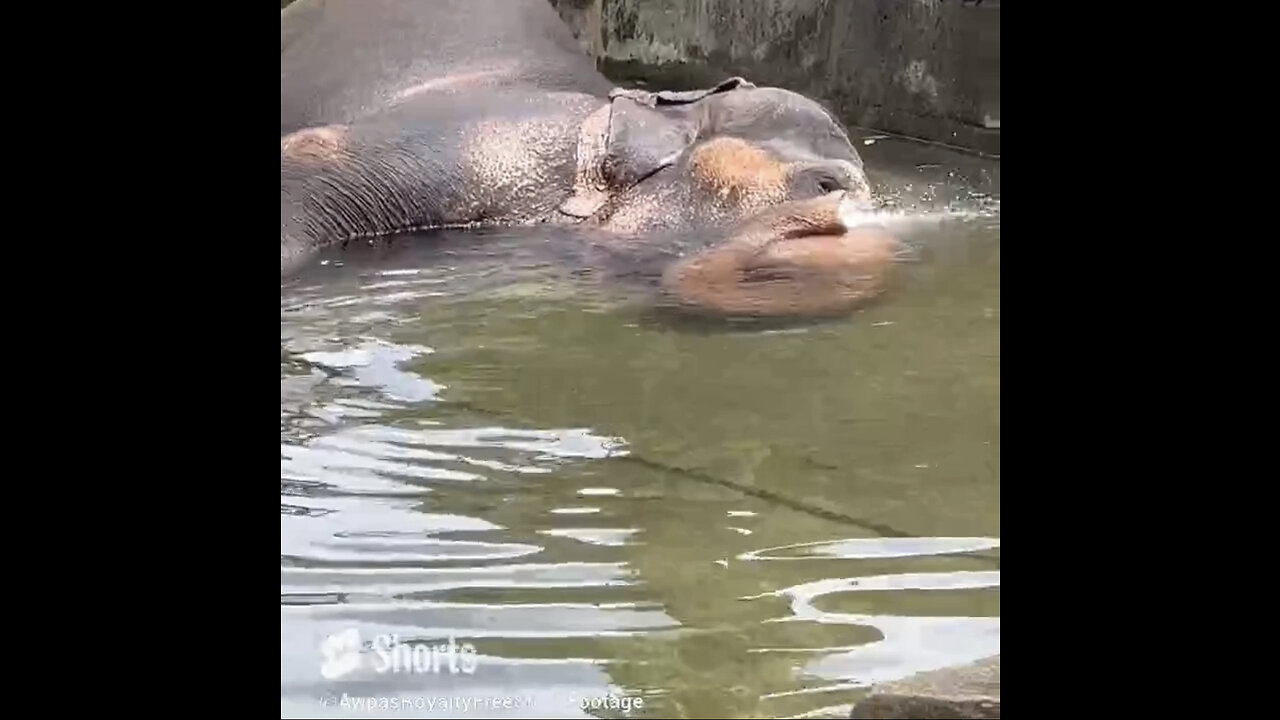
[850,655,1000,719]
[550,0,1000,155]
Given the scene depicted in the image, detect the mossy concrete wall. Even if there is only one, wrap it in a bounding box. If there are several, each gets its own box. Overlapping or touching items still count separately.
[550,0,999,155]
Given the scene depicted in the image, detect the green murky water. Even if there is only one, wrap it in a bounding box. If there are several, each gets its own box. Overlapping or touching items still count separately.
[280,134,999,719]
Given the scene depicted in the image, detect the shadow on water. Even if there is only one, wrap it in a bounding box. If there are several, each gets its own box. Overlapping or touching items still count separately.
[281,134,999,719]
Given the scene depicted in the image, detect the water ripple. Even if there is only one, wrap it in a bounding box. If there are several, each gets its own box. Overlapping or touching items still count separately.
[538,528,639,547]
[743,565,999,706]
[281,562,638,596]
[739,536,1000,561]
[298,339,444,404]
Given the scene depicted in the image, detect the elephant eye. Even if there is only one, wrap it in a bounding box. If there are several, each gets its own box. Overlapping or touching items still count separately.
[816,174,843,194]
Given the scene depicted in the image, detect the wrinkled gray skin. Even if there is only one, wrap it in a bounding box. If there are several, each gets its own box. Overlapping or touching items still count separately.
[282,0,883,315]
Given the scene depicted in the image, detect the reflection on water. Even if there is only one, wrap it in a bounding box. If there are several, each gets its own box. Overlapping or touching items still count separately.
[281,135,999,718]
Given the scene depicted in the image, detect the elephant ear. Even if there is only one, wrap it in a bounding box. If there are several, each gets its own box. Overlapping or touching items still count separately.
[599,99,696,189]
[558,77,756,219]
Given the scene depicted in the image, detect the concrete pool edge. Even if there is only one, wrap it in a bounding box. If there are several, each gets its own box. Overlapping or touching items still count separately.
[549,0,1000,156]
[849,655,1000,719]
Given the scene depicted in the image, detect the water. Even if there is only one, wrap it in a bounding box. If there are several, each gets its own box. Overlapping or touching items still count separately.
[280,134,999,719]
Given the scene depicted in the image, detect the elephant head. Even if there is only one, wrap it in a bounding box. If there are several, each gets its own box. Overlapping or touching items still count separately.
[561,77,894,317]
[561,77,873,230]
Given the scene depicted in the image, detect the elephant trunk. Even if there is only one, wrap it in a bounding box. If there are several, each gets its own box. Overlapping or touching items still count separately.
[659,191,902,318]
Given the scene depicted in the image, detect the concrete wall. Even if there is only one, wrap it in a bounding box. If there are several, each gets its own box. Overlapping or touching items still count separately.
[550,0,999,155]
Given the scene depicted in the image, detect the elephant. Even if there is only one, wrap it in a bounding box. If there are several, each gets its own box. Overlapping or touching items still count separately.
[281,0,902,318]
